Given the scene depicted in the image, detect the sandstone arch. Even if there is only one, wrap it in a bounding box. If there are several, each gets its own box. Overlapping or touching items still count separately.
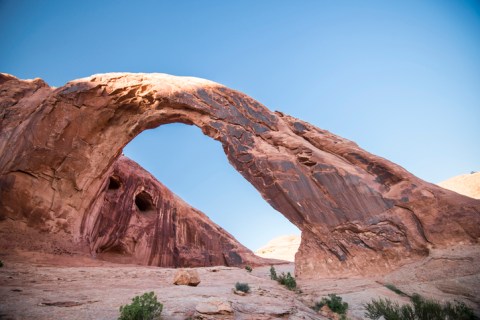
[0,73,479,278]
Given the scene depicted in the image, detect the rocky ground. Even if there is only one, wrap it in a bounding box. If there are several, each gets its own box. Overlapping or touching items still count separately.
[1,244,479,320]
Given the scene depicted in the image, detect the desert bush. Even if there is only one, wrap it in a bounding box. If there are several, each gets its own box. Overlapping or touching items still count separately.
[314,294,349,315]
[364,298,412,320]
[0,260,3,268]
[245,265,252,273]
[269,265,277,280]
[364,293,477,320]
[118,291,162,320]
[269,266,297,290]
[384,283,407,296]
[235,282,250,293]
[277,272,297,290]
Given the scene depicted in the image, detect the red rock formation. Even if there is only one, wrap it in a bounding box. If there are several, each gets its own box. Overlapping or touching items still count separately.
[82,156,263,267]
[0,72,479,277]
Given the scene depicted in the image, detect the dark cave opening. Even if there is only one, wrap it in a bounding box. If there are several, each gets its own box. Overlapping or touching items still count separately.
[135,191,155,212]
[108,176,122,190]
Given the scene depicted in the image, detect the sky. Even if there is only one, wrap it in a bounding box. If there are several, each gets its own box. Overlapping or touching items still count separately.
[1,0,479,251]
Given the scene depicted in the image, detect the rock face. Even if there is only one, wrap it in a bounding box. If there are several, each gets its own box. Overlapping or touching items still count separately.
[255,235,301,262]
[83,156,264,267]
[438,172,480,199]
[1,72,479,278]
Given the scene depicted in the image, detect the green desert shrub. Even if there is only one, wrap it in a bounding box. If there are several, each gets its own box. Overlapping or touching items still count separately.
[269,265,277,280]
[269,266,297,290]
[314,294,349,315]
[364,293,477,320]
[245,265,252,273]
[118,291,163,320]
[0,260,3,268]
[277,271,297,290]
[235,282,250,293]
[364,298,413,320]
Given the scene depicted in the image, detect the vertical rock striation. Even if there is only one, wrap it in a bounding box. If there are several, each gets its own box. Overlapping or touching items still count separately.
[82,156,263,267]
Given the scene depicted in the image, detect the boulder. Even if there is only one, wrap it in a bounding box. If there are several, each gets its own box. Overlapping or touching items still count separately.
[173,269,201,286]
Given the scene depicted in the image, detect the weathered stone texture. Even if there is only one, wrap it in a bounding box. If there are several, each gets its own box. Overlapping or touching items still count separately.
[0,72,478,277]
[81,156,262,267]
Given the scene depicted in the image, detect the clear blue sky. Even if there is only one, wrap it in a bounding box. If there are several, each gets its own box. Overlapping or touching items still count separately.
[1,1,479,251]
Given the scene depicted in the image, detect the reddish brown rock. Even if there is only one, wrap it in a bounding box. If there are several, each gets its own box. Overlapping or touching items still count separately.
[83,156,264,267]
[0,72,479,278]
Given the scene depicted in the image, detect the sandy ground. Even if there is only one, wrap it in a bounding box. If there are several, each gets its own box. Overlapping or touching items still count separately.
[0,245,479,320]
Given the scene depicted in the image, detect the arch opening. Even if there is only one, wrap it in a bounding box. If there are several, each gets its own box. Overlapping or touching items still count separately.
[123,123,301,255]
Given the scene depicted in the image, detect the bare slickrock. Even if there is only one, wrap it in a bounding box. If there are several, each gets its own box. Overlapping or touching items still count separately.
[0,256,326,320]
[1,247,477,319]
[195,297,233,315]
[0,72,479,278]
[173,269,201,286]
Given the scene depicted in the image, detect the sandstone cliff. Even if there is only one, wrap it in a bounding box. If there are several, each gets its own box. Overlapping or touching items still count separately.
[1,72,479,277]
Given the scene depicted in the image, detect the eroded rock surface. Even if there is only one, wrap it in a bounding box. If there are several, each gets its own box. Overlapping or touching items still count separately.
[83,156,264,267]
[195,297,233,315]
[0,72,479,278]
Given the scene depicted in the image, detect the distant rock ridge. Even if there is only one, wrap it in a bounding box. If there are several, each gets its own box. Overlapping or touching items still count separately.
[438,172,480,200]
[1,72,479,278]
[255,235,301,262]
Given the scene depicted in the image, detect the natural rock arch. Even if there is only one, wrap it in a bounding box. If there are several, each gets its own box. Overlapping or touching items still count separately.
[0,73,479,278]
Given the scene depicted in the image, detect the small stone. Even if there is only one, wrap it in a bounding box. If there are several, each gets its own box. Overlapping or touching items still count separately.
[233,289,247,296]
